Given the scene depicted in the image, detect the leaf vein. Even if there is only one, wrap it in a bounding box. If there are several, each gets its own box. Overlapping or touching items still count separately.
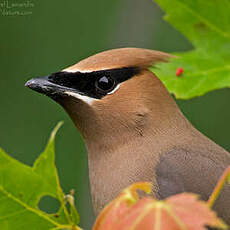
[0,185,60,227]
[0,209,26,220]
[185,65,230,77]
[175,1,230,39]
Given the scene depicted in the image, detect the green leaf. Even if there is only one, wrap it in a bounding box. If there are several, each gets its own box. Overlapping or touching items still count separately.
[0,122,81,230]
[151,0,230,99]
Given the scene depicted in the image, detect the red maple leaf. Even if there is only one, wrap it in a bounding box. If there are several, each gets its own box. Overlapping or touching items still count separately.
[93,183,227,230]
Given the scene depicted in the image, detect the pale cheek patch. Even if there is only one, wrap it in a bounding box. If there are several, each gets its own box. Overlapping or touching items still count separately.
[64,91,97,105]
[107,84,120,95]
[64,84,120,105]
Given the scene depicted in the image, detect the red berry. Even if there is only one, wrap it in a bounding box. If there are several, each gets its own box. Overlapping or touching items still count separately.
[176,67,184,76]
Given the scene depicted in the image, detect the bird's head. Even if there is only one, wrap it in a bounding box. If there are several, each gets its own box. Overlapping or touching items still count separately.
[26,48,177,147]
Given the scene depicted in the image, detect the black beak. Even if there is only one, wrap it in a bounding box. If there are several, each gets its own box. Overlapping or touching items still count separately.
[25,76,72,98]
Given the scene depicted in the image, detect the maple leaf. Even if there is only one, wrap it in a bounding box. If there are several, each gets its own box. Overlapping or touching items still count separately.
[93,182,227,230]
[93,182,152,230]
[0,122,81,230]
[151,0,230,99]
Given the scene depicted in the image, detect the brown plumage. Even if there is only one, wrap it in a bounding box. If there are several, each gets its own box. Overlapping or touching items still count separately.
[63,48,172,72]
[25,48,230,224]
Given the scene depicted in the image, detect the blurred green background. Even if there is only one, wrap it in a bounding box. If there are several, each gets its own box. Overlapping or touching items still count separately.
[1,0,230,229]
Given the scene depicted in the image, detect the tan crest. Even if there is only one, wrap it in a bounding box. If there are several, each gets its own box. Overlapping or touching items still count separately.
[63,47,173,72]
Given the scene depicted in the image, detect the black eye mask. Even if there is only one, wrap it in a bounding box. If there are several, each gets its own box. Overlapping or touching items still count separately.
[48,67,140,99]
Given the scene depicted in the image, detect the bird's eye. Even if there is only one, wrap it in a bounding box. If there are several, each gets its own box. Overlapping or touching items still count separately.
[95,76,116,93]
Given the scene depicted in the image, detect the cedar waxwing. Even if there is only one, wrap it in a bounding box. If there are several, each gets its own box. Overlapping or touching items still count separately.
[25,48,230,223]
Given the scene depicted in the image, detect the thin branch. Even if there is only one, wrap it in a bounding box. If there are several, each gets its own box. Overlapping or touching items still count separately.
[208,166,230,208]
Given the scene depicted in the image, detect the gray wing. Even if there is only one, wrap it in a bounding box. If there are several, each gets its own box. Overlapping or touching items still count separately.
[155,148,230,224]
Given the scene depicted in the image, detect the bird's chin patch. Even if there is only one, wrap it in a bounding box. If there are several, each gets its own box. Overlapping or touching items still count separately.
[63,91,97,105]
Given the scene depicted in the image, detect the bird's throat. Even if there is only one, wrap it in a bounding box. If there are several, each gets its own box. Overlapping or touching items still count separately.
[85,113,189,215]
